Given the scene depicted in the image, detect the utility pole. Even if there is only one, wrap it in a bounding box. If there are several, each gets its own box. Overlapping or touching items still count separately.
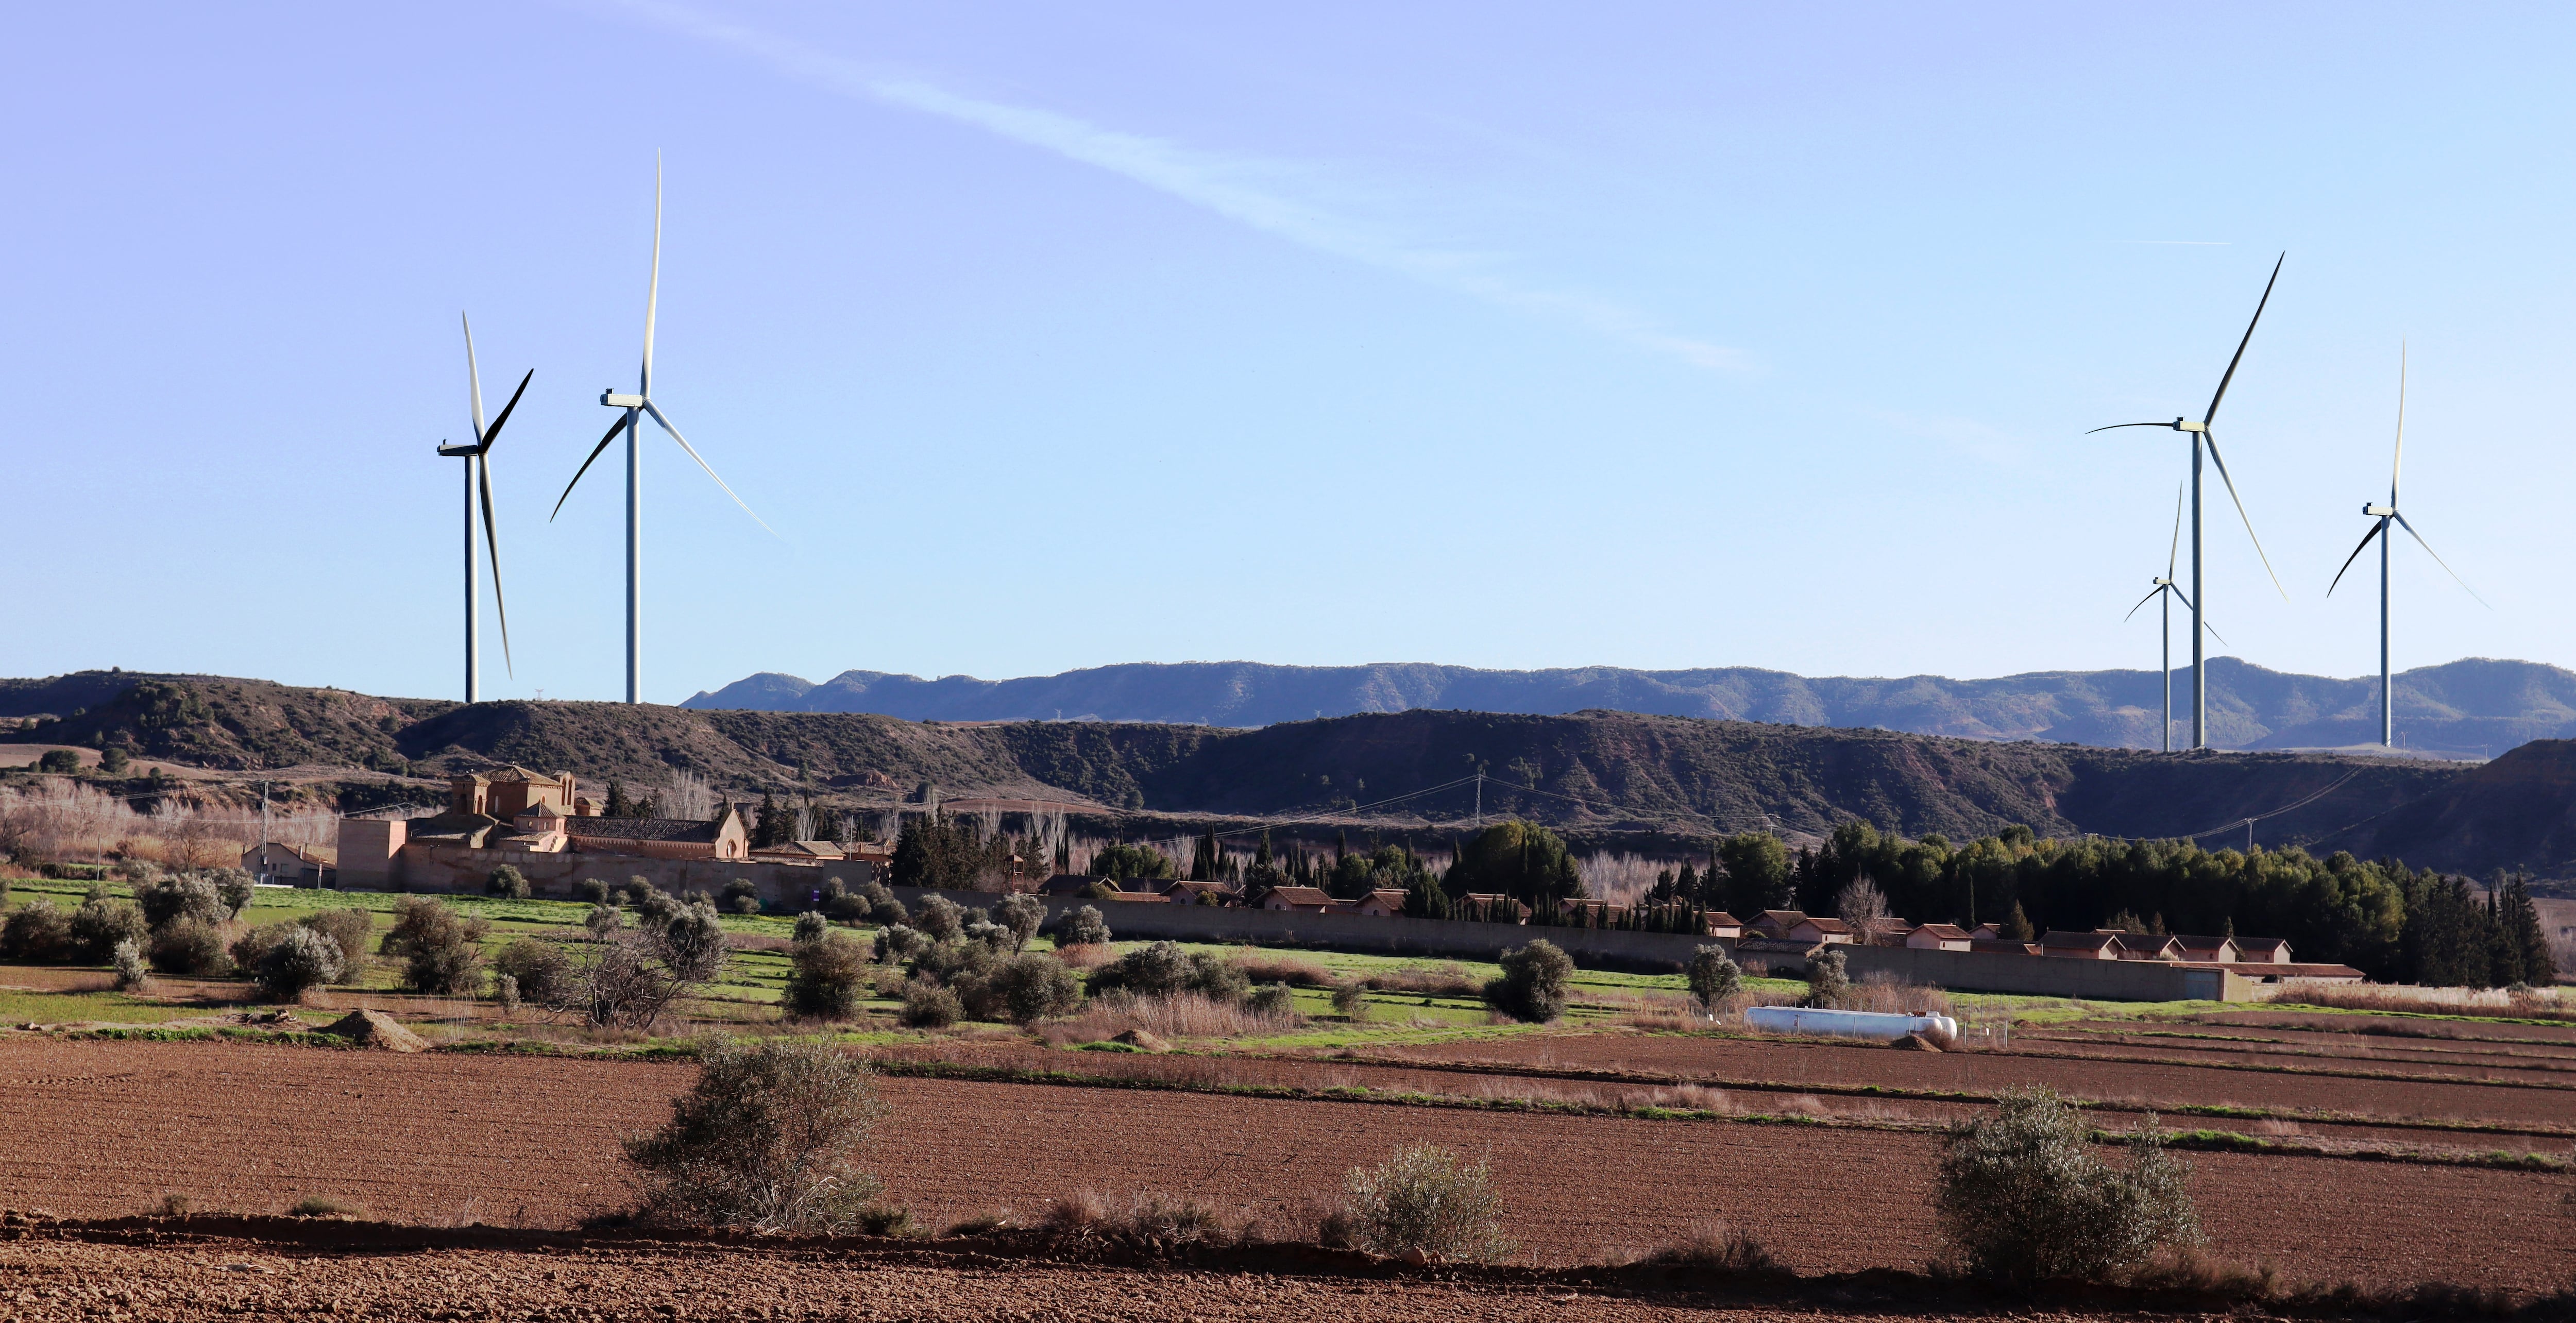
[259,780,270,884]
[1472,773,1483,829]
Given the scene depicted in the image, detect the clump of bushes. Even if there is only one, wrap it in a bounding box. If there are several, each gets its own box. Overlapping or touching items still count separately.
[380,896,490,995]
[577,878,611,905]
[912,894,964,943]
[1050,904,1110,948]
[1934,1085,2199,1282]
[252,928,346,1002]
[1,898,72,962]
[990,953,1082,1024]
[1342,1143,1511,1263]
[68,892,148,963]
[721,878,761,915]
[899,981,962,1029]
[994,893,1045,954]
[136,876,227,931]
[1086,941,1245,1003]
[791,911,828,945]
[485,865,530,899]
[1483,939,1572,1023]
[785,931,873,1021]
[492,938,574,1006]
[299,909,372,980]
[148,918,229,977]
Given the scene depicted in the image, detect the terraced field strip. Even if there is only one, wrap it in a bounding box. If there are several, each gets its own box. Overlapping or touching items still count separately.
[1367,1031,2576,1128]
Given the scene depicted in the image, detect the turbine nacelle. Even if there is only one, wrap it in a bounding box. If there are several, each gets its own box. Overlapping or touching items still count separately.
[435,442,479,458]
[2363,504,2396,517]
[602,392,646,409]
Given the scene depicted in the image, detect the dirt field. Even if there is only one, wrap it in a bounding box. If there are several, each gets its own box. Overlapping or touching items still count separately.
[0,1234,2211,1323]
[2,1038,2570,1291]
[1363,1032,2576,1127]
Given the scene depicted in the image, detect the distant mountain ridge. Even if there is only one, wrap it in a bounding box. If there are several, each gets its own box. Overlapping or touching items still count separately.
[683,657,2576,758]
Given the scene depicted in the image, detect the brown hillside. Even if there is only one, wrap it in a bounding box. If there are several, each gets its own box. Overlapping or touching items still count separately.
[2324,739,2576,881]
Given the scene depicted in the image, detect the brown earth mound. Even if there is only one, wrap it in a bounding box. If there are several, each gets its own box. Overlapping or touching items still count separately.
[321,1010,427,1053]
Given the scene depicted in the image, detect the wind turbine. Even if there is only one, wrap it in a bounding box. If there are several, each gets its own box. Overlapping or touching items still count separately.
[433,313,530,703]
[2089,252,2291,750]
[2328,345,2486,747]
[2124,481,2227,752]
[552,155,770,704]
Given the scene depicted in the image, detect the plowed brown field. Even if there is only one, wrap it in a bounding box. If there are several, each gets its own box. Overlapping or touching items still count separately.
[2,1038,2570,1290]
[0,1236,2182,1322]
[1363,1033,2576,1127]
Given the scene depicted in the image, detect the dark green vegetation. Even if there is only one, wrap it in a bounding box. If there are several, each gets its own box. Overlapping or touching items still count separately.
[677,655,2576,759]
[1935,1087,2199,1282]
[1664,820,2560,987]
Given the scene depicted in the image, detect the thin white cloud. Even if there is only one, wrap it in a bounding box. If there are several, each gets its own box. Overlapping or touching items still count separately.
[604,0,1751,374]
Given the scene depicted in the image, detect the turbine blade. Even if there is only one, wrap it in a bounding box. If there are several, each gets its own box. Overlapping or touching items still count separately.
[641,152,661,398]
[644,400,775,535]
[476,369,533,452]
[2392,341,2406,507]
[2124,584,2165,623]
[2167,478,2184,579]
[478,456,513,677]
[2202,429,2288,600]
[2204,252,2285,428]
[552,413,631,521]
[2085,422,2174,434]
[463,312,487,442]
[2392,512,2490,607]
[2202,617,2229,647]
[2327,518,2387,597]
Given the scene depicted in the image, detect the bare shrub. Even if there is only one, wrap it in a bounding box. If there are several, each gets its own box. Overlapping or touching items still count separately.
[1234,953,1334,987]
[1343,1143,1511,1263]
[1359,963,1482,998]
[1836,877,1896,945]
[1846,972,1956,1018]
[290,1196,366,1219]
[1329,981,1368,1020]
[1055,991,1304,1041]
[1634,1223,1780,1275]
[1051,941,1113,971]
[1935,1086,2199,1281]
[1245,983,1301,1022]
[550,901,729,1031]
[622,1037,890,1234]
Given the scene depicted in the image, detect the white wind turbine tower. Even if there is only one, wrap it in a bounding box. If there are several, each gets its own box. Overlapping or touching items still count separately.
[2089,253,2291,749]
[2327,345,2487,747]
[553,155,771,704]
[2124,481,2227,752]
[433,314,531,702]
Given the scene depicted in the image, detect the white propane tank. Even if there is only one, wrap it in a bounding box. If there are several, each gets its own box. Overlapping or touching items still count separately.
[1743,1006,1958,1041]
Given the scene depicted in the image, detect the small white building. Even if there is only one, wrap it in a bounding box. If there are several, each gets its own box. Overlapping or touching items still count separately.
[1906,923,1972,952]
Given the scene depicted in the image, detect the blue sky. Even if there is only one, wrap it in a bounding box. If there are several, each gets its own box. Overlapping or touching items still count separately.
[6,3,2572,703]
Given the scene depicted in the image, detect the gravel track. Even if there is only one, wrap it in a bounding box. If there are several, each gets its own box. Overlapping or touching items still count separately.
[2,1038,2570,1289]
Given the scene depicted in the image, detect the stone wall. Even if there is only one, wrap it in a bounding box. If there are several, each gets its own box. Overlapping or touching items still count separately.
[882,887,2250,1003]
